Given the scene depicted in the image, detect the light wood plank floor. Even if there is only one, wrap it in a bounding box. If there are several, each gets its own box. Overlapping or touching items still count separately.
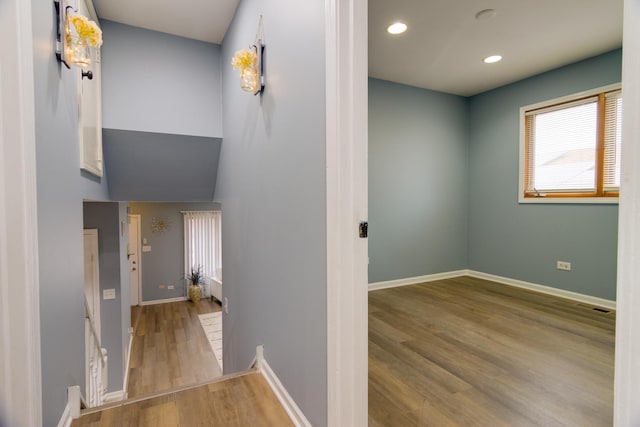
[72,372,293,427]
[369,276,615,427]
[127,300,222,399]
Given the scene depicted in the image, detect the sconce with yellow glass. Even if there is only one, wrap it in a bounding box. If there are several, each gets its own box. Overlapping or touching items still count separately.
[231,16,265,96]
[231,46,259,94]
[55,0,102,78]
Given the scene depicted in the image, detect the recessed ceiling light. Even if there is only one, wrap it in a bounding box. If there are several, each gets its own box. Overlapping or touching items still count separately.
[483,55,502,64]
[475,9,497,21]
[387,22,408,35]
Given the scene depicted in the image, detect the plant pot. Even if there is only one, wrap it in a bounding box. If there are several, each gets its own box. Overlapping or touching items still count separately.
[189,284,202,303]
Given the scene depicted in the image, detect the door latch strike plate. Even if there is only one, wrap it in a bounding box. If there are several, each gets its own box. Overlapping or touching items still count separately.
[359,221,368,238]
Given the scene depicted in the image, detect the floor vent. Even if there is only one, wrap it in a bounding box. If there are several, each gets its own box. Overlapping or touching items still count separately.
[577,303,613,314]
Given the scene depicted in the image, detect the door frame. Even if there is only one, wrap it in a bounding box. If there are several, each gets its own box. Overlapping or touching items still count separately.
[0,0,42,423]
[614,0,640,424]
[128,214,142,306]
[325,0,368,424]
[2,2,640,427]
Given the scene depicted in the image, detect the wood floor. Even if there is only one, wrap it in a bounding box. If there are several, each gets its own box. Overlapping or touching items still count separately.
[368,276,615,427]
[127,299,222,399]
[72,372,293,427]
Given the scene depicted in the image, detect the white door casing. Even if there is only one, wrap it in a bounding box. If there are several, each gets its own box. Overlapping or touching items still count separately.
[0,0,42,423]
[0,2,637,427]
[325,0,369,425]
[614,0,640,425]
[128,215,141,306]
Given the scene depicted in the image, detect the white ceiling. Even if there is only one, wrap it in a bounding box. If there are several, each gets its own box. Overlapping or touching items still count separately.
[92,0,239,44]
[92,0,623,96]
[369,0,623,96]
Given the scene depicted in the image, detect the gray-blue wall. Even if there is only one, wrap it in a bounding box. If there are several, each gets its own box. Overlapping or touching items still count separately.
[370,50,620,301]
[100,20,223,138]
[467,49,621,300]
[31,0,111,423]
[368,78,469,283]
[217,0,327,424]
[128,202,221,302]
[83,202,127,393]
[102,130,222,202]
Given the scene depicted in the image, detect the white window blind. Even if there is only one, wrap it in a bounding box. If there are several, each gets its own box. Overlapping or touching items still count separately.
[183,211,221,289]
[525,97,598,193]
[603,90,623,191]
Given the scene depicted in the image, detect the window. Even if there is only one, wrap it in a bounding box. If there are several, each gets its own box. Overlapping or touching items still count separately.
[183,211,221,286]
[519,84,622,203]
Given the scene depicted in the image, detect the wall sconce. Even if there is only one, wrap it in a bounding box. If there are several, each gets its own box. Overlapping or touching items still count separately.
[231,16,265,95]
[54,0,102,79]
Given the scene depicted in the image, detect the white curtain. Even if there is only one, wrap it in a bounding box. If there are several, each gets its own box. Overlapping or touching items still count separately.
[183,211,221,296]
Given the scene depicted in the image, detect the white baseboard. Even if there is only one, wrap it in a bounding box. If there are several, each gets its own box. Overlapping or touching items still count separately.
[467,270,616,310]
[368,270,468,291]
[252,346,311,427]
[122,328,134,397]
[369,269,616,310]
[56,403,72,427]
[103,390,126,404]
[139,296,187,306]
[57,385,80,427]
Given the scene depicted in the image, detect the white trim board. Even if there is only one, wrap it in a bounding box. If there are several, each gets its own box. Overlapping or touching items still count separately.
[615,1,640,424]
[369,270,616,310]
[251,346,311,427]
[57,385,80,427]
[103,391,126,404]
[368,270,469,291]
[56,404,72,427]
[325,0,369,425]
[467,270,616,311]
[122,328,134,398]
[139,296,187,306]
[0,0,41,424]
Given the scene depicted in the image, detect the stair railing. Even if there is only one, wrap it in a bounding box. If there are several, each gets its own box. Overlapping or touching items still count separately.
[84,296,107,407]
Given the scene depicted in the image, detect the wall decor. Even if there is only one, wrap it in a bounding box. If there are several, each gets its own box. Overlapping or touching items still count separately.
[151,216,171,233]
[231,15,265,95]
[54,0,102,79]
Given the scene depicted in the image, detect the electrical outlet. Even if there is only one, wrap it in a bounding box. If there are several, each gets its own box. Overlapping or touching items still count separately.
[223,297,229,314]
[168,285,174,290]
[557,261,571,271]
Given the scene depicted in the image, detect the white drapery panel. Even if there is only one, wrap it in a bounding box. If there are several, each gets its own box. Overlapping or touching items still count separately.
[183,211,222,290]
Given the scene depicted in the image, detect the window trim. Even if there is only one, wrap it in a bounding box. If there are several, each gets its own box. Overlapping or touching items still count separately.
[518,83,622,204]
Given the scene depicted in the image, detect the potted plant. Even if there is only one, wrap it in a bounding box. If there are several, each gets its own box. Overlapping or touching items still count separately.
[187,265,204,303]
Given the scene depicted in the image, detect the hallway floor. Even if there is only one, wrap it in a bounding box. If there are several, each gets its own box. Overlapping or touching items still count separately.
[72,371,293,427]
[127,299,222,399]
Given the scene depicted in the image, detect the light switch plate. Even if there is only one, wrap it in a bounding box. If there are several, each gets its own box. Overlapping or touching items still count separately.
[103,289,116,300]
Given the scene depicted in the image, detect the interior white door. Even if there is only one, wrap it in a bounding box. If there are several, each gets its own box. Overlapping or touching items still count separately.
[128,215,141,305]
[83,229,100,337]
